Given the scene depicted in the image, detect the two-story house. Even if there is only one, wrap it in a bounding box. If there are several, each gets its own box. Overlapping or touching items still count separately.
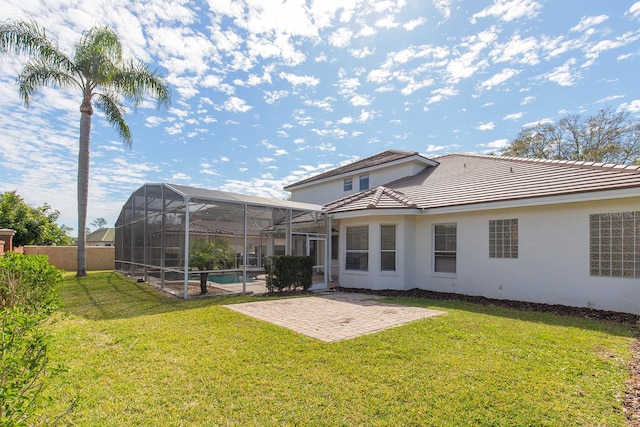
[285,150,640,314]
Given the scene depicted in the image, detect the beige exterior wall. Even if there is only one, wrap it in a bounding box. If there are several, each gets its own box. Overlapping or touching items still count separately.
[23,246,115,272]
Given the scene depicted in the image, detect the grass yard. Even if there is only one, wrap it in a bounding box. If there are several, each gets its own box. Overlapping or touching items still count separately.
[37,271,635,426]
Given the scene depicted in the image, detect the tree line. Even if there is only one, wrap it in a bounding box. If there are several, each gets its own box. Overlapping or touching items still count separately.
[501,108,640,165]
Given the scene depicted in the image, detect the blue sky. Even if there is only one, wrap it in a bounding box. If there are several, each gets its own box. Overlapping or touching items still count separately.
[0,0,639,233]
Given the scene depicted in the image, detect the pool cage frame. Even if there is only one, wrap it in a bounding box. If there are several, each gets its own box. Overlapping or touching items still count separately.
[115,183,330,298]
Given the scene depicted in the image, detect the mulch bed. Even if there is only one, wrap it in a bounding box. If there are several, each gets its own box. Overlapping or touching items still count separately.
[337,287,640,424]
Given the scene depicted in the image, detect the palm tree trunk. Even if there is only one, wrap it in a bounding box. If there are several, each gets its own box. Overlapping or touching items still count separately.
[77,99,92,277]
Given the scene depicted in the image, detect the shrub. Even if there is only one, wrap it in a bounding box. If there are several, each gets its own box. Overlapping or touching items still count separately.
[0,253,62,425]
[264,256,314,292]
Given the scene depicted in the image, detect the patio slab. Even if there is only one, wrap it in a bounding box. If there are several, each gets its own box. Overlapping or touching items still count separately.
[224,292,446,342]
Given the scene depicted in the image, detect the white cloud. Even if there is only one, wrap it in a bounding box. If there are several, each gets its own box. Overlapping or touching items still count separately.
[571,15,609,32]
[427,87,459,104]
[279,72,320,87]
[220,96,253,113]
[403,17,426,31]
[329,28,353,48]
[619,99,640,113]
[503,112,523,121]
[544,58,578,86]
[521,95,536,105]
[596,95,624,103]
[487,139,509,149]
[470,0,542,24]
[478,68,521,91]
[304,97,335,111]
[350,94,372,106]
[375,16,399,29]
[264,90,289,104]
[476,122,495,131]
[628,2,640,19]
[171,172,191,181]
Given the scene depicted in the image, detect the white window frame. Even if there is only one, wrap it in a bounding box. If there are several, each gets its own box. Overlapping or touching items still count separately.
[380,224,396,272]
[359,174,369,191]
[344,178,353,191]
[489,219,518,259]
[590,211,639,278]
[345,225,368,271]
[433,223,456,274]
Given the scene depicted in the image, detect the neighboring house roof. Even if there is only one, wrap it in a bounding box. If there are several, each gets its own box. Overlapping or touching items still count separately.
[87,227,115,243]
[284,149,438,190]
[324,153,640,214]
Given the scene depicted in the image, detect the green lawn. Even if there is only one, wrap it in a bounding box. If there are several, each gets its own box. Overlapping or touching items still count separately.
[38,271,635,426]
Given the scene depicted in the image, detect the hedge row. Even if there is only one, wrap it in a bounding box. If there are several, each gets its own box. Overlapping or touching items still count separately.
[263,256,314,292]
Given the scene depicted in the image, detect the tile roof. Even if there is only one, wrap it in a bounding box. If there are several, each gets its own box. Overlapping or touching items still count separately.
[86,228,115,242]
[324,186,418,212]
[284,149,436,189]
[324,153,640,213]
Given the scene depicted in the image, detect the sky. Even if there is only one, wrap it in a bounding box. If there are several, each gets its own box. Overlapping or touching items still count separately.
[0,0,639,233]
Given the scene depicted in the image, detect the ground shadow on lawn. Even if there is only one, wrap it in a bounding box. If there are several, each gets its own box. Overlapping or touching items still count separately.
[59,271,256,321]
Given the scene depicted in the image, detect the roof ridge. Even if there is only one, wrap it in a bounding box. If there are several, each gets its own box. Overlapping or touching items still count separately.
[367,186,418,209]
[439,153,640,172]
[324,186,380,210]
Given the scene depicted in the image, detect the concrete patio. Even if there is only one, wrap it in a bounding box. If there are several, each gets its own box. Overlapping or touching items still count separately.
[224,292,446,342]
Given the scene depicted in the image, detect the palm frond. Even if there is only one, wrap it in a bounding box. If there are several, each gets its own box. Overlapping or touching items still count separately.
[94,93,132,146]
[74,26,122,83]
[17,57,82,105]
[0,19,76,88]
[111,59,170,109]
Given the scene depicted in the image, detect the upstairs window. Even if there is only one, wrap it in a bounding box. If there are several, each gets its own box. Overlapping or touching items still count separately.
[359,175,369,190]
[344,178,353,191]
[489,219,518,258]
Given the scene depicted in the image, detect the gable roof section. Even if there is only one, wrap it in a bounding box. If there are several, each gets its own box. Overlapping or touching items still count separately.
[325,186,418,213]
[284,149,438,190]
[324,153,640,214]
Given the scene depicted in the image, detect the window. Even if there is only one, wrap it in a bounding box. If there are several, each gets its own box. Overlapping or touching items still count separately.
[489,219,518,258]
[380,225,396,271]
[434,223,456,273]
[344,178,353,191]
[346,226,368,271]
[590,211,639,278]
[359,175,369,190]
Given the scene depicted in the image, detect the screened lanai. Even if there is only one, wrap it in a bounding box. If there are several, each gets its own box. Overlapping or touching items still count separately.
[115,183,330,298]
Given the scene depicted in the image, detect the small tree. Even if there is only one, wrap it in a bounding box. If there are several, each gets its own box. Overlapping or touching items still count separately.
[90,218,108,230]
[189,239,234,295]
[0,191,73,246]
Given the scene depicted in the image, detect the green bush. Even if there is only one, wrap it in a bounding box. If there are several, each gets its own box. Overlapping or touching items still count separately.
[264,256,314,292]
[1,253,62,426]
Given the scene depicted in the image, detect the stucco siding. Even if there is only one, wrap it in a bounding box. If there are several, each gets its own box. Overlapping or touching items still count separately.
[290,163,427,204]
[339,215,406,290]
[411,197,640,314]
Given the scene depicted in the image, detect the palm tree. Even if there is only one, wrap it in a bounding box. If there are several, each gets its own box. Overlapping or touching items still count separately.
[0,19,170,276]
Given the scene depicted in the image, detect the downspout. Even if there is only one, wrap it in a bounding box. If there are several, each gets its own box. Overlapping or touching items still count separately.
[183,195,191,299]
[326,214,332,285]
[243,203,247,293]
